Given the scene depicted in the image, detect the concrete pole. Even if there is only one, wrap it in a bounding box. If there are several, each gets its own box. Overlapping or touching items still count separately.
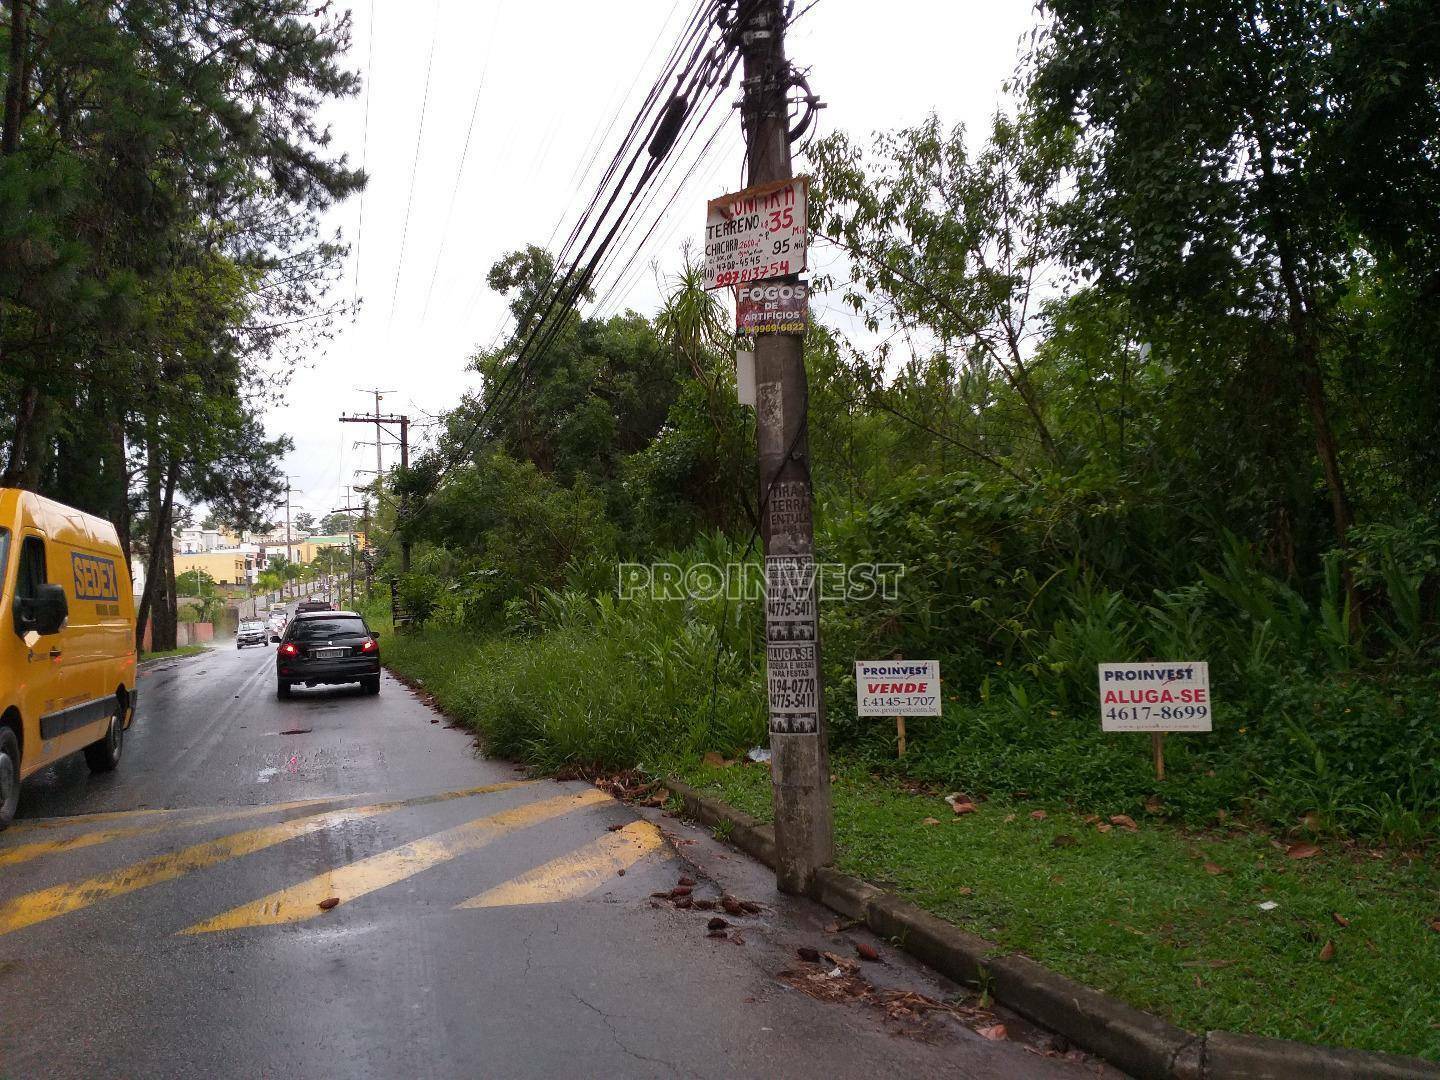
[739,0,833,893]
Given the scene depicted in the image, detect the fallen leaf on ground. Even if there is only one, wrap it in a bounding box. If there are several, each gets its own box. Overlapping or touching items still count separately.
[977,1024,1007,1041]
[796,946,822,962]
[957,887,973,896]
[1082,814,1099,824]
[318,897,340,911]
[1203,862,1227,875]
[1319,940,1335,962]
[1331,912,1350,928]
[1144,795,1163,813]
[1286,842,1321,859]
[702,751,732,768]
[855,942,881,962]
[677,875,696,887]
[1095,823,1113,833]
[1110,814,1139,831]
[922,817,942,826]
[1051,834,1077,848]
[670,885,693,897]
[1029,810,1047,821]
[951,801,977,816]
[707,917,729,931]
[606,824,624,832]
[1003,813,1017,823]
[1427,918,1440,934]
[721,897,745,916]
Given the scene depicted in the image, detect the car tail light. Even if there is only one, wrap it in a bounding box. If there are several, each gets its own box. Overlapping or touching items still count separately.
[279,642,298,657]
[360,638,377,653]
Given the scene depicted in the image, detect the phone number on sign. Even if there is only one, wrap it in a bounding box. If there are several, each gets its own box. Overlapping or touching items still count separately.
[1105,705,1209,723]
[713,261,792,288]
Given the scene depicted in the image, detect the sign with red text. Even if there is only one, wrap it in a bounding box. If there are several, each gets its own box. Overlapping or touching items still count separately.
[1098,662,1211,732]
[736,280,809,335]
[704,177,808,290]
[856,660,941,717]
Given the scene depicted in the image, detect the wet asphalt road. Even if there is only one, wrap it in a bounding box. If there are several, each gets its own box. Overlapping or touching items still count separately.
[0,636,1115,1079]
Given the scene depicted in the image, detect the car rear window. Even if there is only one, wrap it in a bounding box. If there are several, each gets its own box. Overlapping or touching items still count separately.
[289,617,368,640]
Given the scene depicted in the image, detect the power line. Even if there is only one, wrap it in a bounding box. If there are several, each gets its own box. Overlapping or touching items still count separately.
[388,0,443,329]
[352,0,377,315]
[395,0,745,533]
[420,0,506,322]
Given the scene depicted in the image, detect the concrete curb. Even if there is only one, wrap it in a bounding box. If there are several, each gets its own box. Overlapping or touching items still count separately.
[137,647,210,671]
[667,779,1440,1080]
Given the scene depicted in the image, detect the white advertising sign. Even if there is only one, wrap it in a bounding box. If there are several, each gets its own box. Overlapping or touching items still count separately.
[703,177,808,290]
[1098,662,1211,732]
[855,660,942,717]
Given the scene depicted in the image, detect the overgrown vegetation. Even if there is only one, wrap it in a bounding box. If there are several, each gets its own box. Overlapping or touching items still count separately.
[366,7,1440,842]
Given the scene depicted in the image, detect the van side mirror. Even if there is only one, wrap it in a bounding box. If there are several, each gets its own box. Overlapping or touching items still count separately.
[14,583,68,637]
[370,628,381,639]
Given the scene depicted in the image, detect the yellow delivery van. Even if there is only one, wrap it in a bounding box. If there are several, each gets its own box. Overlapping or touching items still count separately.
[0,488,137,828]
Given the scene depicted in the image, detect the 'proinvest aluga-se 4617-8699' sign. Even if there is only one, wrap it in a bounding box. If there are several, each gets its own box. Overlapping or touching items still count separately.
[1098,662,1211,732]
[703,177,808,290]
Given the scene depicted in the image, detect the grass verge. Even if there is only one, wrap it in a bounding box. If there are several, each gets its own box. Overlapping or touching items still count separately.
[139,644,206,662]
[673,759,1440,1061]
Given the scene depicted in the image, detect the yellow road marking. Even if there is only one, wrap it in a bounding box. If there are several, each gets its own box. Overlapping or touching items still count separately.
[0,798,353,869]
[180,788,612,935]
[457,820,666,909]
[7,806,193,833]
[0,782,531,937]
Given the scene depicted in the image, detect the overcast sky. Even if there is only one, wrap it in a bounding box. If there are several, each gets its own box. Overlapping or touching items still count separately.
[267,0,1038,525]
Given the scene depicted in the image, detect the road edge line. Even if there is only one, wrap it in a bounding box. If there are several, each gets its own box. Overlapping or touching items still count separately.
[665,778,1440,1080]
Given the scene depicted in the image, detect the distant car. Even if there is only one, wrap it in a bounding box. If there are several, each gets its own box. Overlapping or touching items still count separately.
[268,611,287,642]
[295,599,332,614]
[236,620,268,648]
[276,611,380,698]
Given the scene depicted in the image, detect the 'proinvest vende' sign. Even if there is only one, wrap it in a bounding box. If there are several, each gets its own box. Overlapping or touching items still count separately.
[1098,662,1211,732]
[856,660,941,717]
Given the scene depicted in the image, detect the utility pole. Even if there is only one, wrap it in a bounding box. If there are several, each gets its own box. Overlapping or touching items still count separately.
[332,487,366,611]
[339,402,412,576]
[738,0,833,893]
[283,479,302,598]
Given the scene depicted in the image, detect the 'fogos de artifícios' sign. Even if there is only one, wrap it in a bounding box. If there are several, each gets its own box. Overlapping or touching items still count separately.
[736,280,809,335]
[1098,662,1211,732]
[703,177,808,290]
[856,660,942,717]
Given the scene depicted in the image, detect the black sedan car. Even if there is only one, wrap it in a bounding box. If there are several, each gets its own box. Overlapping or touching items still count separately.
[276,610,381,698]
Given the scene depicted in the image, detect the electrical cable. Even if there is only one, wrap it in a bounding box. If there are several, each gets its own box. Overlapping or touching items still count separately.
[351,0,377,315]
[388,0,442,328]
[420,0,506,321]
[395,0,750,533]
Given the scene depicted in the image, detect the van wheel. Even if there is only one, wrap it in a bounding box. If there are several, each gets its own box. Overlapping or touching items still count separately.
[277,679,292,700]
[0,727,20,829]
[83,701,124,773]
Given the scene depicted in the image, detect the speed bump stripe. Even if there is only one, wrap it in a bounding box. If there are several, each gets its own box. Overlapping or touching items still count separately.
[180,788,612,934]
[0,798,355,869]
[456,820,666,909]
[0,781,531,937]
